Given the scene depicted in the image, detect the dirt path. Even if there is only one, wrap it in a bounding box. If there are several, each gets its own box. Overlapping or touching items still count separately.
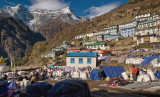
[45,79,159,97]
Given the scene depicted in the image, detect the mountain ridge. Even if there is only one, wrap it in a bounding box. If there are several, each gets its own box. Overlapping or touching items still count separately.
[0,5,86,32]
[0,5,86,39]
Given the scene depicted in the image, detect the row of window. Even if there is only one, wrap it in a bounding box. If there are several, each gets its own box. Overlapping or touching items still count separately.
[121,30,134,34]
[70,58,91,64]
[87,45,104,48]
[138,22,156,29]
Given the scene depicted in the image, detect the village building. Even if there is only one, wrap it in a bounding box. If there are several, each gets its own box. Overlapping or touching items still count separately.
[135,13,151,22]
[83,40,97,46]
[119,21,137,37]
[75,34,86,39]
[55,47,65,51]
[85,42,109,50]
[104,25,119,35]
[67,47,81,53]
[135,13,159,22]
[66,52,98,68]
[55,41,71,51]
[97,34,121,42]
[134,19,160,44]
[136,34,160,45]
[86,33,94,37]
[41,50,56,58]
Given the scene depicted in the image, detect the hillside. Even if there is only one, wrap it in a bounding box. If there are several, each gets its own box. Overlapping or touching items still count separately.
[0,14,44,62]
[36,18,71,39]
[27,0,160,65]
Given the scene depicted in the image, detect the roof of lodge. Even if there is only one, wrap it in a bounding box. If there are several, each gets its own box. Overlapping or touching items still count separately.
[139,20,157,25]
[66,52,98,57]
[86,42,106,46]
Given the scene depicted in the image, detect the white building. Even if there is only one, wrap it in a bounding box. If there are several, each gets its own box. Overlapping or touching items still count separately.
[66,52,98,68]
[86,42,109,50]
[75,34,86,39]
[41,51,55,58]
[86,33,94,37]
[135,13,159,22]
[104,25,118,35]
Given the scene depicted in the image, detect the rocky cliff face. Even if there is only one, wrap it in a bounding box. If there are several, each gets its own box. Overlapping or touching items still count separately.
[0,14,44,61]
[36,18,71,39]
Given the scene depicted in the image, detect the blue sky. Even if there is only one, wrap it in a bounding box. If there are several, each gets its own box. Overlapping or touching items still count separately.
[0,0,129,18]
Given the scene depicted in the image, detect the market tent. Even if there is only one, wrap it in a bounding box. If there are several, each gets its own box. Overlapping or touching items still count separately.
[89,69,101,80]
[141,55,160,66]
[102,66,125,78]
[155,71,160,79]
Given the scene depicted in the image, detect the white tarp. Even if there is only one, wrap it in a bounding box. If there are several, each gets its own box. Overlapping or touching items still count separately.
[126,58,144,64]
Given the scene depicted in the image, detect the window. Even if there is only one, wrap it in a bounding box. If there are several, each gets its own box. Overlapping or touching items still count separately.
[79,58,83,64]
[70,58,75,64]
[87,58,92,64]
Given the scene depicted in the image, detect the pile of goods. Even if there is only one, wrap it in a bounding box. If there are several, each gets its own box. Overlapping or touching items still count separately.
[105,76,129,86]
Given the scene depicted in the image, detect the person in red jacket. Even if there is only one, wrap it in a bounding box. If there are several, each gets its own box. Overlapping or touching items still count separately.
[132,65,137,81]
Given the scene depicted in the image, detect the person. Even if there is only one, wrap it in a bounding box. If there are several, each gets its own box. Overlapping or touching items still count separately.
[136,68,140,79]
[132,65,137,81]
[31,76,36,84]
[36,71,39,80]
[3,73,8,80]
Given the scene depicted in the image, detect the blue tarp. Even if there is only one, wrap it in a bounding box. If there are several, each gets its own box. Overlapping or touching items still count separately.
[141,49,145,52]
[129,50,134,53]
[155,45,159,48]
[102,66,125,78]
[89,69,101,80]
[155,71,160,79]
[141,55,160,66]
[48,65,54,68]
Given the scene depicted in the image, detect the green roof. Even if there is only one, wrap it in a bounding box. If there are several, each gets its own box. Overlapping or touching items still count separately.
[84,40,97,42]
[56,46,64,49]
[87,42,106,46]
[99,34,110,36]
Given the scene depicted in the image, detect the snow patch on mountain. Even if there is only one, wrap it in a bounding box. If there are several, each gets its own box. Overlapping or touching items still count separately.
[0,5,86,31]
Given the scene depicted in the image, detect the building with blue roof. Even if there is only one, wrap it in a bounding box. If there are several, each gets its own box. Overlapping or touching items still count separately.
[66,52,98,68]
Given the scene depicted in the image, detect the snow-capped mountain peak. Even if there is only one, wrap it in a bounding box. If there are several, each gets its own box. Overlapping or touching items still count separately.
[0,5,86,31]
[0,4,33,24]
[60,7,72,14]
